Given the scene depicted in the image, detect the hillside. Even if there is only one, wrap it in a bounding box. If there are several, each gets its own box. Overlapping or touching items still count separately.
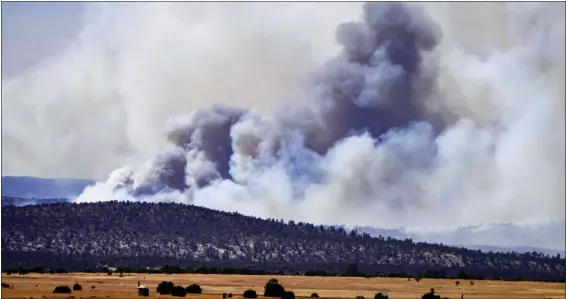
[1,201,564,281]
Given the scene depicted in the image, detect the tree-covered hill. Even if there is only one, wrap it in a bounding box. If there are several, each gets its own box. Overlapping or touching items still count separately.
[1,201,563,281]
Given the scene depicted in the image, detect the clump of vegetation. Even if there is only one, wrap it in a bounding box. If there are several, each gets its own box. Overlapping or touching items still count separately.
[310,293,319,298]
[470,281,475,286]
[156,281,175,295]
[422,288,445,299]
[265,278,279,288]
[223,293,227,298]
[91,286,96,290]
[243,290,257,298]
[375,292,389,299]
[1,283,10,288]
[186,284,202,294]
[72,283,82,291]
[355,296,365,299]
[53,286,72,294]
[283,291,295,299]
[455,281,460,287]
[171,286,187,297]
[264,279,285,297]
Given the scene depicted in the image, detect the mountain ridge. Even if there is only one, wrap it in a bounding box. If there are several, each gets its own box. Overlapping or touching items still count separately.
[2,201,564,281]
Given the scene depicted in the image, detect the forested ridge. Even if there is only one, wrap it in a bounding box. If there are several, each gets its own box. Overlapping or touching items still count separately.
[2,201,564,281]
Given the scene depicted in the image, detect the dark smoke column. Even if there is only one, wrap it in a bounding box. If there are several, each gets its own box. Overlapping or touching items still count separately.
[304,2,444,153]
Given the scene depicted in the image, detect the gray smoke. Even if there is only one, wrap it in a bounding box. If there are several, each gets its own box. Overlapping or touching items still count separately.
[3,2,564,247]
[86,2,449,200]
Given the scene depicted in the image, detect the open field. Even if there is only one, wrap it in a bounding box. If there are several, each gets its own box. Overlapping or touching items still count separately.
[1,273,564,299]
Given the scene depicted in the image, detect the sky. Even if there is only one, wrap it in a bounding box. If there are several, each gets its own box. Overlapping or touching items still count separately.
[2,2,84,78]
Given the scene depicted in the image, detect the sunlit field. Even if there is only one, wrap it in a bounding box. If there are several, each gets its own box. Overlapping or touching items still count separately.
[1,273,564,299]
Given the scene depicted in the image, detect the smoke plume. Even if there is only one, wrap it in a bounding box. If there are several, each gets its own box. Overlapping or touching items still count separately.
[3,3,565,243]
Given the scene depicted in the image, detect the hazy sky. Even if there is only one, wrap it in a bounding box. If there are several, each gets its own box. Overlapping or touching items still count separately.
[2,2,84,78]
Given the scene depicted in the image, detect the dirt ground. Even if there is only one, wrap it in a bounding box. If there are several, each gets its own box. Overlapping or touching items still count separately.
[1,273,564,299]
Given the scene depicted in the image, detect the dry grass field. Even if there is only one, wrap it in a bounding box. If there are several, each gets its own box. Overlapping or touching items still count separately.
[1,273,564,299]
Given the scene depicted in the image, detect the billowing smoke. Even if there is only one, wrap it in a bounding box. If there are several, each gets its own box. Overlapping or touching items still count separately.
[3,2,565,244]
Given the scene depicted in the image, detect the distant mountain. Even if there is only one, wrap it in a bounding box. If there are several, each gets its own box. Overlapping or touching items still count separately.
[459,245,564,258]
[2,201,564,281]
[1,176,94,199]
[1,196,71,207]
[345,223,565,257]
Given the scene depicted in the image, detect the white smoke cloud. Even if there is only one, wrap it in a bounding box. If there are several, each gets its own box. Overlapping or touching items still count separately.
[3,2,565,249]
[2,2,362,179]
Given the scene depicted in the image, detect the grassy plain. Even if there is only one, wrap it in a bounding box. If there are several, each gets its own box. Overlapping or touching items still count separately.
[1,273,564,299]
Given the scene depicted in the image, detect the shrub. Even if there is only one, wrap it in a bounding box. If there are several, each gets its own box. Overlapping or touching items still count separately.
[375,292,389,299]
[223,293,227,298]
[455,281,460,287]
[91,286,96,290]
[1,283,10,288]
[355,296,365,299]
[228,293,233,298]
[470,281,475,286]
[243,290,258,298]
[186,284,202,294]
[73,283,82,291]
[311,293,319,298]
[264,281,285,297]
[283,291,295,299]
[171,286,187,297]
[157,281,175,295]
[421,288,441,299]
[53,286,72,294]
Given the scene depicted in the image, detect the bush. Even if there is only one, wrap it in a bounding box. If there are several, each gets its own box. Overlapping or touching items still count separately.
[73,283,82,291]
[283,291,295,299]
[264,281,285,297]
[311,293,319,298]
[171,286,187,297]
[375,293,388,299]
[91,286,96,290]
[243,290,258,298]
[1,283,10,288]
[421,288,441,299]
[228,293,233,298]
[157,281,175,295]
[266,278,278,286]
[53,286,72,294]
[186,284,202,294]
